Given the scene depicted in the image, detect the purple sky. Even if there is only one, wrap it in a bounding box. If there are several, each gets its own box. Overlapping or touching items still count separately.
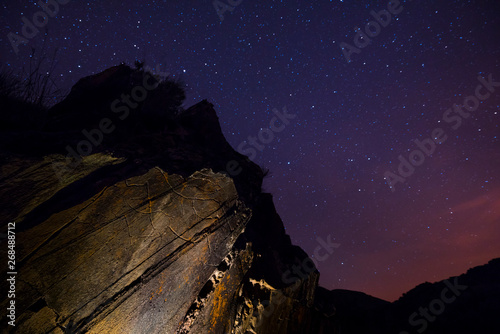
[2,0,500,301]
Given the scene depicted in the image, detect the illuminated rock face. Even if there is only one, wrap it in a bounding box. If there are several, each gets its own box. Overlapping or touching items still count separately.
[2,66,500,334]
[0,163,329,333]
[0,66,336,333]
[4,166,250,333]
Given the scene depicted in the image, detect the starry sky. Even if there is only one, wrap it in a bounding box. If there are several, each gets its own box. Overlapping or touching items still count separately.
[2,0,500,302]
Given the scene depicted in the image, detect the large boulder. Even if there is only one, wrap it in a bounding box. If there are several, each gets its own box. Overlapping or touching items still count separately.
[0,66,335,333]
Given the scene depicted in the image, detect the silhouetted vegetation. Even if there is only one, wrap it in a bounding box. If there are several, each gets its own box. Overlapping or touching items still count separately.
[0,60,187,134]
[134,60,145,71]
[0,61,188,157]
[139,65,187,120]
[1,47,64,106]
[0,47,65,130]
[0,67,47,131]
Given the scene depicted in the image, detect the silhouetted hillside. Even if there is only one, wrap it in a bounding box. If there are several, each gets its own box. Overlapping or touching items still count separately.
[322,258,500,334]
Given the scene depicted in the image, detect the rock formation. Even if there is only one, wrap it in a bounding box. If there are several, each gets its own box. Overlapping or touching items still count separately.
[0,65,336,333]
[1,65,498,334]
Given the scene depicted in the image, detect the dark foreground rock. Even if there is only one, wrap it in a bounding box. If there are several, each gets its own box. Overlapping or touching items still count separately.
[0,65,336,333]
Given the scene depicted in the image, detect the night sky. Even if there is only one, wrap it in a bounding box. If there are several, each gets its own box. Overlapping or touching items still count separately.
[2,0,500,302]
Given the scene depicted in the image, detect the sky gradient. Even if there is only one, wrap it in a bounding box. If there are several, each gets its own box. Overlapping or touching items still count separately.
[2,0,500,301]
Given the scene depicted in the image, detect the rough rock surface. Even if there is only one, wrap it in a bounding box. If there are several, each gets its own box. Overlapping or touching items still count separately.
[2,65,498,334]
[0,65,337,333]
